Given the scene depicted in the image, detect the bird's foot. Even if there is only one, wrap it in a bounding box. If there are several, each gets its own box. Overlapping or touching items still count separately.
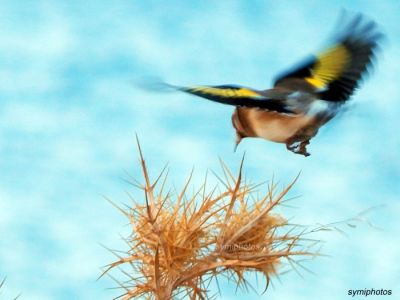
[286,140,311,157]
[298,140,311,157]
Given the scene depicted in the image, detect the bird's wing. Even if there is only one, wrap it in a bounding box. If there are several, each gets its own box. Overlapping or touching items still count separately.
[273,13,382,102]
[178,84,295,114]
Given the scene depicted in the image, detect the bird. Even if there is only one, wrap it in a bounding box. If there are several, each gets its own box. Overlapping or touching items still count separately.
[158,12,382,156]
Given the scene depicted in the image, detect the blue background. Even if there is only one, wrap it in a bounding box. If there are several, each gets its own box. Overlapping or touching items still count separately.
[0,1,399,299]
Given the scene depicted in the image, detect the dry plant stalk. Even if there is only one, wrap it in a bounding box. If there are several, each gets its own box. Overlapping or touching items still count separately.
[0,277,20,300]
[0,278,4,294]
[103,141,319,299]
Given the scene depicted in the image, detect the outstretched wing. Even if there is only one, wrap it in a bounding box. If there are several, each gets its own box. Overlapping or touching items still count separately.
[273,13,382,101]
[178,85,294,114]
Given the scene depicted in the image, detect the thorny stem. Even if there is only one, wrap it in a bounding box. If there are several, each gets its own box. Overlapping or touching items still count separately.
[107,140,319,300]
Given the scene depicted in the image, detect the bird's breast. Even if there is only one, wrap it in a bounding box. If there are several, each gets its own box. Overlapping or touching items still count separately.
[232,108,318,143]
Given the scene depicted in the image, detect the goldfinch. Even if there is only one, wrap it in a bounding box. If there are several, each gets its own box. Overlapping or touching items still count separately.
[165,13,382,156]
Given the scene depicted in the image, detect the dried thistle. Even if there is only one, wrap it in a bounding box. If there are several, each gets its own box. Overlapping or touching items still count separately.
[0,277,20,300]
[102,140,320,299]
[0,278,4,294]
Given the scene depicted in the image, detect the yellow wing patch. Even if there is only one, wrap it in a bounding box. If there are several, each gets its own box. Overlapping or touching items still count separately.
[305,45,350,89]
[189,86,262,98]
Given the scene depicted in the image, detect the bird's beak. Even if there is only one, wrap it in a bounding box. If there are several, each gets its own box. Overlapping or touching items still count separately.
[233,134,242,152]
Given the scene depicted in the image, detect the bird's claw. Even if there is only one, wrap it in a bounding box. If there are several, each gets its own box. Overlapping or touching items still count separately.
[286,140,311,157]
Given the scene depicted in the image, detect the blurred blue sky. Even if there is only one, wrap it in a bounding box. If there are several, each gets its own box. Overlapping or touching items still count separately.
[0,1,399,299]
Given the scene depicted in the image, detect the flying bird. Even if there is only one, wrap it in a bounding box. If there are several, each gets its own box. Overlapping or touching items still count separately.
[161,13,382,156]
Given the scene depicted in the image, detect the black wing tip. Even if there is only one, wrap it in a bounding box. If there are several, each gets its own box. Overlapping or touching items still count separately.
[318,11,384,102]
[134,76,180,93]
[334,10,384,47]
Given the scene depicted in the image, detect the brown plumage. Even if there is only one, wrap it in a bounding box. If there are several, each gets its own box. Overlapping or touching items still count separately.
[165,12,382,156]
